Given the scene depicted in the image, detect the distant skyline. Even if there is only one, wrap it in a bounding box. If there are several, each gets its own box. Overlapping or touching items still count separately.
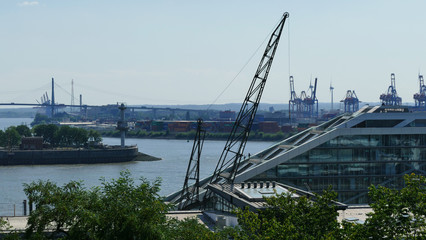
[1,1,425,107]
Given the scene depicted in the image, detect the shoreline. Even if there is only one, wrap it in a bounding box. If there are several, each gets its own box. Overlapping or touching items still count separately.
[0,146,164,165]
[104,135,278,143]
[101,132,288,142]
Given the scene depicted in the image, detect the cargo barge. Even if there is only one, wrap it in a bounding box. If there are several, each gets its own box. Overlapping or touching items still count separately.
[0,145,139,165]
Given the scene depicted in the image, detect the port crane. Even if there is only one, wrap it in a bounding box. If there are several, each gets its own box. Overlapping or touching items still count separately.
[341,90,359,113]
[414,74,426,108]
[165,12,289,209]
[289,76,303,120]
[205,12,289,193]
[380,73,402,106]
[178,119,206,210]
[300,78,318,118]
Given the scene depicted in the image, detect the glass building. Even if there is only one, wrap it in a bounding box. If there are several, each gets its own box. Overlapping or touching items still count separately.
[233,106,426,204]
[167,105,426,206]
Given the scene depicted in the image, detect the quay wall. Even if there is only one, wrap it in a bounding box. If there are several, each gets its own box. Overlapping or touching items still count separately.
[0,146,138,165]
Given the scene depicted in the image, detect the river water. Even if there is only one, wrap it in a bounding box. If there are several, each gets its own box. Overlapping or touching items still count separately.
[0,118,275,216]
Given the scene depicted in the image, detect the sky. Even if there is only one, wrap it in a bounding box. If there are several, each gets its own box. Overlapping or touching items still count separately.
[0,1,425,107]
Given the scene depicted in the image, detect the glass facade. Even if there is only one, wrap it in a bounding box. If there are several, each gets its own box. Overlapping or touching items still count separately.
[250,134,426,204]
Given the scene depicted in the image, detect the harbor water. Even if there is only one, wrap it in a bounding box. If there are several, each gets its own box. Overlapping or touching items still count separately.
[0,118,275,216]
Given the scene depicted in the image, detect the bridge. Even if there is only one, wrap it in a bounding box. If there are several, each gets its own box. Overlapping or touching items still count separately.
[0,78,208,120]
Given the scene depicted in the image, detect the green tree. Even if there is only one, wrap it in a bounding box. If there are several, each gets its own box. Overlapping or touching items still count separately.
[359,173,426,239]
[73,128,88,147]
[4,127,21,148]
[88,129,102,144]
[55,126,89,147]
[164,218,217,240]
[15,124,32,137]
[0,217,8,230]
[55,125,72,146]
[0,218,20,240]
[23,171,173,239]
[0,130,6,147]
[31,113,50,126]
[228,189,342,240]
[33,124,59,146]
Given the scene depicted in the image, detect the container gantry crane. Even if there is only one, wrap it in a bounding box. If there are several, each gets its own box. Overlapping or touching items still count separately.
[341,90,359,113]
[301,78,318,118]
[414,74,426,108]
[380,73,402,106]
[289,76,303,120]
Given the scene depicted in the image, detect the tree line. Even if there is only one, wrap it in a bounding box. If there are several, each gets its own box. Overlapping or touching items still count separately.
[102,129,290,142]
[1,173,426,239]
[0,124,102,149]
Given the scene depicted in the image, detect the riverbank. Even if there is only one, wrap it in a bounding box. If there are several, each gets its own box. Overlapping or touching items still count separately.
[135,152,162,161]
[0,146,141,166]
[101,130,292,142]
[0,137,274,215]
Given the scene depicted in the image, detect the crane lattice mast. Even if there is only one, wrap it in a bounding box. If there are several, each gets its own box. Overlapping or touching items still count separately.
[206,12,289,189]
[380,73,402,106]
[289,76,300,120]
[179,119,206,210]
[414,74,426,107]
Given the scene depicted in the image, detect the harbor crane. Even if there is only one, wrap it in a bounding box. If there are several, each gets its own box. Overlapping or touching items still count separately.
[203,12,289,204]
[380,73,402,106]
[414,74,426,108]
[289,76,318,120]
[341,90,359,113]
[301,78,318,118]
[165,13,289,209]
[289,76,303,120]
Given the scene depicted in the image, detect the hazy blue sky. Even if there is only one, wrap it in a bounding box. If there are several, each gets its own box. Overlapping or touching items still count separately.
[1,1,425,107]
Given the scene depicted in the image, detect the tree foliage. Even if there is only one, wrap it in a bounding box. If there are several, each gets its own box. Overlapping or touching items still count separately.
[88,129,102,144]
[18,172,426,239]
[31,113,50,126]
[15,125,32,137]
[164,218,217,240]
[0,127,22,148]
[23,171,216,240]
[32,124,59,145]
[226,174,426,239]
[228,188,341,240]
[31,124,98,148]
[0,125,32,148]
[354,173,426,239]
[0,217,8,230]
[54,126,88,147]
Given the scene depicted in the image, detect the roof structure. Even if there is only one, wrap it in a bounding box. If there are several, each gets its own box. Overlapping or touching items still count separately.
[168,105,426,205]
[207,182,347,212]
[234,105,424,183]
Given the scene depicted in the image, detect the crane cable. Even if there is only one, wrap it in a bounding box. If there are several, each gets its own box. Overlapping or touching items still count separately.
[288,18,291,79]
[206,16,284,111]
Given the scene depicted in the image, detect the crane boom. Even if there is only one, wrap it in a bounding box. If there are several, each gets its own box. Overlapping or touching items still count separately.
[312,77,318,103]
[207,12,289,187]
[178,119,206,210]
